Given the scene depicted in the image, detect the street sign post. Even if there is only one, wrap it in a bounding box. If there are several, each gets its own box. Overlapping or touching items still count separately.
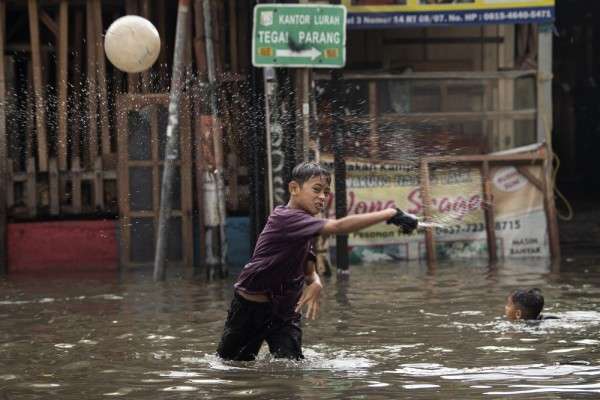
[252,4,347,68]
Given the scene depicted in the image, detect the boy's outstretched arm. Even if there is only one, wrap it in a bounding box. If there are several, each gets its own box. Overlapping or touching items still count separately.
[321,208,398,235]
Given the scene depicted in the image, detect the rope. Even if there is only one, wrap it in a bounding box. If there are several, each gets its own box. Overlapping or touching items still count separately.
[540,91,574,221]
[551,150,574,221]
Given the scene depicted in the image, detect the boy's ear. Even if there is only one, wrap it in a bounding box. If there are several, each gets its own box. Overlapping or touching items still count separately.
[289,180,300,195]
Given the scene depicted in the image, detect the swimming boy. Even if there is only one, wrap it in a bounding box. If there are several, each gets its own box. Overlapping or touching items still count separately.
[216,161,418,361]
[505,288,546,320]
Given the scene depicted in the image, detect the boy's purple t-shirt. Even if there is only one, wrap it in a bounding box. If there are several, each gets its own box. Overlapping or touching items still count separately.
[234,205,326,320]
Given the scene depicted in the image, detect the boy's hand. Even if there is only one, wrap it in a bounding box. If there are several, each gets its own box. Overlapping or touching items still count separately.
[295,280,323,320]
[386,208,419,234]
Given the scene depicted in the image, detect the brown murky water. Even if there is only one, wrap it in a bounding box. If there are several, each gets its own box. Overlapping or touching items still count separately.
[1,259,600,399]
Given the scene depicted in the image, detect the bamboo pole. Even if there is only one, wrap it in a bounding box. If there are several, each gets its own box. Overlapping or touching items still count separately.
[116,95,131,267]
[332,72,349,272]
[213,0,224,75]
[49,158,59,215]
[94,156,104,209]
[192,0,208,269]
[140,0,152,92]
[537,26,560,260]
[193,0,207,81]
[154,0,191,281]
[0,0,7,273]
[227,0,238,73]
[226,0,240,208]
[157,0,168,91]
[481,161,497,262]
[25,64,36,217]
[71,9,84,213]
[368,80,378,158]
[93,0,111,156]
[237,0,249,73]
[57,0,68,171]
[26,157,36,218]
[125,0,140,93]
[86,1,98,167]
[203,0,227,276]
[420,160,436,264]
[27,0,48,172]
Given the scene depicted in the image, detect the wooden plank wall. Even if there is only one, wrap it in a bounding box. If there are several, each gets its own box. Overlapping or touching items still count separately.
[2,0,252,221]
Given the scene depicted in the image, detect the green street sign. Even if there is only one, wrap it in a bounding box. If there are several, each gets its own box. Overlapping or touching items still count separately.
[252,4,347,68]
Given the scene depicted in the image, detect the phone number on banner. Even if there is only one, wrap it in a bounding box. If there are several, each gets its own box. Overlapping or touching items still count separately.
[347,8,554,28]
[482,9,553,22]
[435,220,521,235]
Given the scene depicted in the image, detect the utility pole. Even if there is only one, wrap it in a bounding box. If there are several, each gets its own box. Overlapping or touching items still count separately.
[332,71,349,273]
[153,0,190,281]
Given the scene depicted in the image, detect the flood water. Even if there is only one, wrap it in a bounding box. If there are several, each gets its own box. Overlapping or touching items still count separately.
[2,259,600,399]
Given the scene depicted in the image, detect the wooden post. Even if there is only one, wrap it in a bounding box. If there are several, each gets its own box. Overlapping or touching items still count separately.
[57,0,69,171]
[140,0,152,93]
[94,157,104,210]
[498,24,515,151]
[0,0,7,273]
[27,0,49,172]
[6,162,13,214]
[25,63,36,217]
[150,106,159,248]
[125,0,140,93]
[542,151,561,260]
[157,0,168,91]
[86,1,98,167]
[237,0,250,74]
[193,0,207,80]
[228,0,238,74]
[483,25,499,151]
[368,80,378,158]
[93,0,111,156]
[537,26,553,144]
[226,0,240,209]
[537,25,560,260]
[116,95,130,267]
[213,0,224,75]
[420,160,436,264]
[193,0,208,267]
[71,9,84,213]
[481,161,497,261]
[49,158,59,215]
[26,157,36,218]
[221,88,239,210]
[203,0,227,275]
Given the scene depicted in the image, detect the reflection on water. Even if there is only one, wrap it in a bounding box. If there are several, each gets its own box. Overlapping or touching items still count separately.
[1,260,600,399]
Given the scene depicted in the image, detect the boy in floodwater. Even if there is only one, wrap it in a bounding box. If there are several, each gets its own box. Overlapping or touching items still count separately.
[216,161,419,361]
[505,288,555,321]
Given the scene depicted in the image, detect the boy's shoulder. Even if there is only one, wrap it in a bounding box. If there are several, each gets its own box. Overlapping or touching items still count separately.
[271,205,317,219]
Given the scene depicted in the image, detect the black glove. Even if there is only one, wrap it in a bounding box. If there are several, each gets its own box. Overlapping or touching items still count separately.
[386,208,418,234]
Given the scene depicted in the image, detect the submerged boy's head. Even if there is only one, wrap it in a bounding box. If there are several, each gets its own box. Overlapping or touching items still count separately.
[505,288,544,320]
[288,162,331,215]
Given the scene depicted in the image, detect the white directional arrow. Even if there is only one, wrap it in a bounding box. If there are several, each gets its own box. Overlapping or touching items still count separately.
[275,47,321,60]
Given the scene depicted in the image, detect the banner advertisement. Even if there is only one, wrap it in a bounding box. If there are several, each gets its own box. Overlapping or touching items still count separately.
[321,157,549,263]
[342,0,555,29]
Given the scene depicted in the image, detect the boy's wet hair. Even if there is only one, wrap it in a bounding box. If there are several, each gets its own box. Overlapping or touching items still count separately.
[511,288,544,319]
[291,161,331,186]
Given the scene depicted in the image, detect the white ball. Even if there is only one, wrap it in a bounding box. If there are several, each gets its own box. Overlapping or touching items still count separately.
[104,15,161,73]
